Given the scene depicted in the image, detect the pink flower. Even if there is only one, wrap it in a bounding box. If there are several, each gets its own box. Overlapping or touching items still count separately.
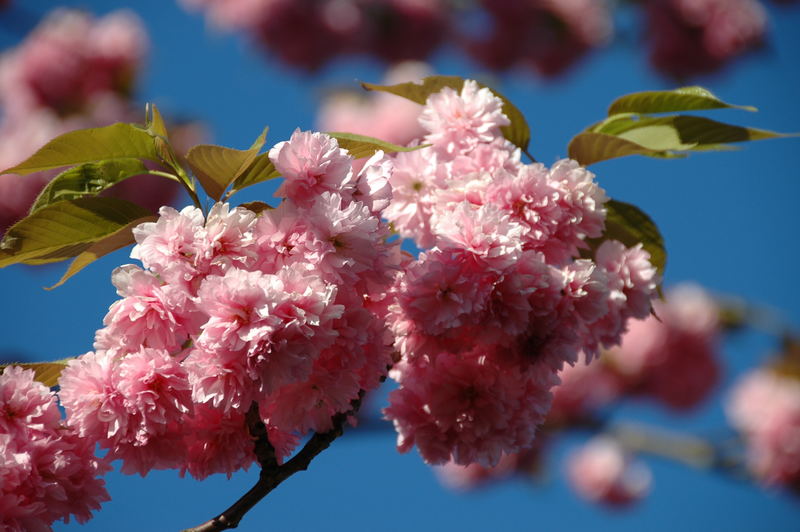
[645,0,766,78]
[419,80,510,158]
[385,346,558,466]
[58,348,193,475]
[0,367,110,530]
[605,283,720,410]
[383,145,444,247]
[0,365,61,437]
[726,369,800,487]
[432,202,524,272]
[567,436,651,506]
[180,404,256,480]
[95,265,202,355]
[270,129,354,205]
[131,205,206,288]
[549,352,621,424]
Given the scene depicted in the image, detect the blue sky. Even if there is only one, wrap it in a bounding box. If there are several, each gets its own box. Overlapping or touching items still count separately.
[2,1,800,530]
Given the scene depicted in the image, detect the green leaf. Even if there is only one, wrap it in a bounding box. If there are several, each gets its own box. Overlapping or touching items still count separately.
[0,197,152,267]
[0,359,73,388]
[230,153,281,193]
[30,158,150,213]
[599,115,791,151]
[327,132,424,159]
[568,132,678,166]
[361,75,531,151]
[186,127,268,200]
[1,123,160,175]
[47,215,157,289]
[608,86,757,115]
[592,199,667,276]
[146,103,169,138]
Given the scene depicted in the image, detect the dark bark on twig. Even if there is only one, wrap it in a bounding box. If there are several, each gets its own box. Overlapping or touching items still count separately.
[182,391,365,532]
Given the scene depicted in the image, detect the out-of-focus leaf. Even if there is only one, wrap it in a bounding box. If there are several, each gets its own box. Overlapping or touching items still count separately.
[230,153,281,193]
[30,159,151,213]
[361,75,531,151]
[1,123,160,175]
[0,359,73,387]
[608,86,757,115]
[186,127,268,200]
[47,215,156,289]
[327,132,424,159]
[0,197,152,267]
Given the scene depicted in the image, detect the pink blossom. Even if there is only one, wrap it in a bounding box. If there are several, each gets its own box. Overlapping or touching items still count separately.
[131,205,206,288]
[383,145,444,247]
[605,282,720,410]
[58,349,193,475]
[587,240,659,350]
[567,436,651,506]
[419,80,510,158]
[726,369,800,487]
[0,365,61,437]
[95,265,202,355]
[180,404,256,480]
[549,352,621,424]
[0,367,110,530]
[270,129,354,205]
[432,202,524,272]
[0,9,146,117]
[385,347,558,466]
[645,0,766,78]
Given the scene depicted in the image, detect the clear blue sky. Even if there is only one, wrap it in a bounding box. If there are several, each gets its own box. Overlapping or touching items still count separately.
[2,1,799,531]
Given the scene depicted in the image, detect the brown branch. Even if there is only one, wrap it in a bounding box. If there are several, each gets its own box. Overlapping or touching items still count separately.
[182,391,365,532]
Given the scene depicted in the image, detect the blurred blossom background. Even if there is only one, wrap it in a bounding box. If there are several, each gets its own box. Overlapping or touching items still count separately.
[0,1,799,530]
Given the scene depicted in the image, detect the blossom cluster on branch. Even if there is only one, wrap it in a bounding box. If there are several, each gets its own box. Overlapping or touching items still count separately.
[0,63,795,529]
[179,0,793,78]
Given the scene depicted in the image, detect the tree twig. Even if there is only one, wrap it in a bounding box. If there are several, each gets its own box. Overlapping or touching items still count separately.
[182,391,365,532]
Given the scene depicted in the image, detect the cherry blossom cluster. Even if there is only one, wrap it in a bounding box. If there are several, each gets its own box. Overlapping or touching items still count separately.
[0,366,109,531]
[645,0,767,79]
[727,368,800,489]
[382,80,659,467]
[0,9,185,235]
[427,282,721,505]
[179,0,788,78]
[54,134,400,482]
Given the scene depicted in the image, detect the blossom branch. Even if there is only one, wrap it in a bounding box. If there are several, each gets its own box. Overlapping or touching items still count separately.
[182,392,365,532]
